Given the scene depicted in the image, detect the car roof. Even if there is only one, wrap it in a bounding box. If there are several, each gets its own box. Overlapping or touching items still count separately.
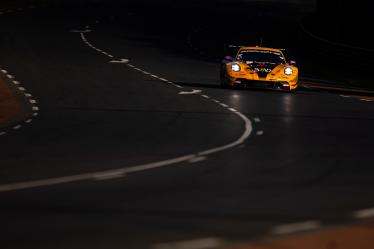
[238,46,283,53]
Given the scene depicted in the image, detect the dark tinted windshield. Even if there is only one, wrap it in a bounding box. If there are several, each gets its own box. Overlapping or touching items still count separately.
[237,50,285,64]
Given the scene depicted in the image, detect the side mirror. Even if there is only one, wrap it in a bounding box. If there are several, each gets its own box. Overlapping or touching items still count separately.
[224,56,234,62]
[289,60,297,66]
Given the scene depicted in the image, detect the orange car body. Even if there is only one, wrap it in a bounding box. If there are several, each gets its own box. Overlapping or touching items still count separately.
[220,46,298,91]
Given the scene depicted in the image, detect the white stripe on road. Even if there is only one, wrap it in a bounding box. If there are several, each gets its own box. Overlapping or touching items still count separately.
[271,221,322,235]
[353,208,374,219]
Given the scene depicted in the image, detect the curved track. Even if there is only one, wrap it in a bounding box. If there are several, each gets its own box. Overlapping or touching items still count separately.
[1,3,374,249]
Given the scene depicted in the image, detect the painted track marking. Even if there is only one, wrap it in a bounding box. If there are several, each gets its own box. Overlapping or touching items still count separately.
[0,67,39,136]
[271,221,322,235]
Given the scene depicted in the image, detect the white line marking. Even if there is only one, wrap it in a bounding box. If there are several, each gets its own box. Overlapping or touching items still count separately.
[32,112,39,117]
[32,106,39,111]
[13,80,20,85]
[198,111,252,156]
[93,171,126,181]
[6,74,14,79]
[150,74,158,78]
[29,99,37,104]
[340,95,351,98]
[228,108,237,112]
[360,99,373,102]
[0,132,7,136]
[201,95,210,99]
[24,93,32,97]
[179,89,202,95]
[18,87,26,91]
[13,125,22,130]
[271,221,322,235]
[1,69,8,73]
[153,237,224,249]
[353,208,374,219]
[254,117,261,122]
[71,29,92,33]
[189,156,207,163]
[25,119,33,124]
[219,103,228,108]
[256,130,264,136]
[159,78,168,82]
[109,58,129,64]
[0,155,195,192]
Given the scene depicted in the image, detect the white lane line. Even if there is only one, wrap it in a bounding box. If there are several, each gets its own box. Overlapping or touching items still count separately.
[25,119,33,124]
[6,74,14,79]
[271,221,322,235]
[340,95,351,98]
[24,93,32,97]
[32,112,39,117]
[360,99,373,102]
[109,58,129,64]
[353,208,374,219]
[159,77,168,82]
[0,154,195,192]
[256,130,264,136]
[12,125,22,130]
[93,171,126,181]
[18,87,26,91]
[72,29,92,33]
[189,156,207,163]
[198,111,252,156]
[0,131,7,136]
[29,99,37,104]
[179,89,202,95]
[201,95,210,99]
[219,103,228,108]
[12,80,20,85]
[1,69,7,73]
[152,237,224,249]
[32,106,39,111]
[228,108,237,112]
[172,84,183,89]
[254,117,261,122]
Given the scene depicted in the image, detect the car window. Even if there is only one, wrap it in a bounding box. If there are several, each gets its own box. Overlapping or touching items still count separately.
[237,50,285,64]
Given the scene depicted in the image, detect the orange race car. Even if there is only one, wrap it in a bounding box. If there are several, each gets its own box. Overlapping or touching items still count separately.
[220,46,298,92]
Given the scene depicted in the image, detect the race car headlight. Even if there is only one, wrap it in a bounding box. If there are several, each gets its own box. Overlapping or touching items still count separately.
[284,67,293,75]
[231,64,241,72]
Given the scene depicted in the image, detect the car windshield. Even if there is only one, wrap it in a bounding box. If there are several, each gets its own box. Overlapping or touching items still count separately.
[237,50,285,64]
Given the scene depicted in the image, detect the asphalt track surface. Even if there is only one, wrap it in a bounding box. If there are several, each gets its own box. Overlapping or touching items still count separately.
[1,3,374,249]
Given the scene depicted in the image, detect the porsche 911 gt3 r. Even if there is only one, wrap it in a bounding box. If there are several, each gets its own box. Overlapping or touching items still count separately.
[220,46,298,92]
